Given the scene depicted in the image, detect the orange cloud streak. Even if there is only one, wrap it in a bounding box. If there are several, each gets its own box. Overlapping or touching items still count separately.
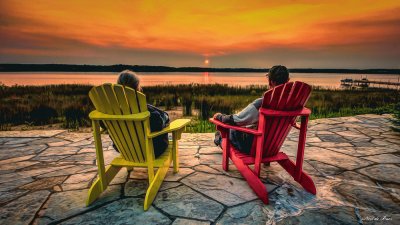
[1,0,399,57]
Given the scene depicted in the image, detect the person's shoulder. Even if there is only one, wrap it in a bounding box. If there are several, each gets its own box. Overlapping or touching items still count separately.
[252,97,263,108]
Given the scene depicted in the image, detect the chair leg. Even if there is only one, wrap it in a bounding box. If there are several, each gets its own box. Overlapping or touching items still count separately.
[86,165,121,206]
[221,135,230,171]
[144,152,172,211]
[278,159,316,195]
[230,151,269,204]
[172,138,179,173]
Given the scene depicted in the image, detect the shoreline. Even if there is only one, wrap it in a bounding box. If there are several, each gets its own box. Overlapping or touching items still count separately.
[1,64,399,74]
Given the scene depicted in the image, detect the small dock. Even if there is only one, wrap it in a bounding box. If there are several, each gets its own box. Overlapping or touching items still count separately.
[340,77,400,88]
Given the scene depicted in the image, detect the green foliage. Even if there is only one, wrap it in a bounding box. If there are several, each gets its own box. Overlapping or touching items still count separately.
[0,84,399,132]
[63,105,91,129]
[392,102,400,132]
[30,105,58,125]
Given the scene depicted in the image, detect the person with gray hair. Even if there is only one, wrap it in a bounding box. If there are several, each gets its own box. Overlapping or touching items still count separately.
[117,70,141,91]
[112,70,170,158]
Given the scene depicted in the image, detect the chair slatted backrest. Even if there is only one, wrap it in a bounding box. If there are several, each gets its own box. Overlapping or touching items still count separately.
[259,81,311,157]
[89,83,149,163]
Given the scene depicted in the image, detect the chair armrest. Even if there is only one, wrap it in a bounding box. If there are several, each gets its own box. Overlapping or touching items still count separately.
[209,118,262,136]
[89,110,150,121]
[148,119,191,138]
[260,107,311,117]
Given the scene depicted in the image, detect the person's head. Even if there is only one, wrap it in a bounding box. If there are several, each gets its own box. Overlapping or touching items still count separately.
[266,65,290,88]
[117,70,141,91]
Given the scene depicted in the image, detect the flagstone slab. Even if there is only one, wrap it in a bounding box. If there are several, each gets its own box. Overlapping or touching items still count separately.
[179,154,201,167]
[305,160,344,177]
[335,171,376,186]
[276,206,358,225]
[182,172,259,206]
[327,146,398,157]
[129,167,150,180]
[172,218,210,225]
[209,164,244,179]
[59,153,96,165]
[61,182,91,191]
[317,134,349,143]
[66,139,93,147]
[193,165,223,174]
[334,183,400,213]
[305,147,374,170]
[124,179,148,196]
[199,146,222,154]
[199,154,222,165]
[20,176,67,190]
[308,141,353,148]
[59,198,171,225]
[269,183,318,221]
[164,168,195,182]
[38,146,80,156]
[0,166,72,183]
[216,200,273,225]
[32,154,71,162]
[154,186,224,221]
[109,168,129,185]
[0,177,34,192]
[37,185,121,224]
[362,154,400,164]
[125,180,181,197]
[0,190,50,225]
[178,147,199,156]
[54,132,92,142]
[37,165,95,178]
[64,172,97,184]
[29,137,69,146]
[0,130,65,138]
[48,140,73,147]
[357,164,400,184]
[0,154,36,164]
[3,138,41,145]
[0,144,47,160]
[0,160,39,171]
[0,190,29,205]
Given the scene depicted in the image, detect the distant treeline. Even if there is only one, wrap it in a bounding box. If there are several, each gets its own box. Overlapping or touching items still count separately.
[0,64,399,74]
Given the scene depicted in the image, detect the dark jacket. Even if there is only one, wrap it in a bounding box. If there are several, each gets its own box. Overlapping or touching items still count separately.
[215,98,262,154]
[147,104,169,157]
[108,104,170,158]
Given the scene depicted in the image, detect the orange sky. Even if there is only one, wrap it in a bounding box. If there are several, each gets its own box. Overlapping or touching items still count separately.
[0,0,399,68]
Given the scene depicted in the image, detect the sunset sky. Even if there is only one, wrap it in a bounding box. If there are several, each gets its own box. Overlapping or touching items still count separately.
[0,0,399,68]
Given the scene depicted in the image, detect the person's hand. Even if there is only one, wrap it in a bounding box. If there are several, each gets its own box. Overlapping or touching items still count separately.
[213,112,222,119]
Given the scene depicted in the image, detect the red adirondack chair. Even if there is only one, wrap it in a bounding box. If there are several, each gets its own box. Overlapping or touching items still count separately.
[209,81,316,204]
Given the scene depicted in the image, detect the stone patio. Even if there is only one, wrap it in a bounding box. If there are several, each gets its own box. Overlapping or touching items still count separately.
[0,114,399,225]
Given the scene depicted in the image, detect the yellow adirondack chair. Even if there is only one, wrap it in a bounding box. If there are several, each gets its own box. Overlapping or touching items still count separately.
[86,83,190,210]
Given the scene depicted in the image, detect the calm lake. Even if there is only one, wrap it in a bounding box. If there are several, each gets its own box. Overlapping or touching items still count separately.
[1,72,399,89]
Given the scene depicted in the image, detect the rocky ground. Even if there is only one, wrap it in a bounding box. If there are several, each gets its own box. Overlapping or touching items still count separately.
[0,114,399,225]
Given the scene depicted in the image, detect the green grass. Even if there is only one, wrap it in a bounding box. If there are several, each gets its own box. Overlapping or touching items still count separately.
[0,83,399,132]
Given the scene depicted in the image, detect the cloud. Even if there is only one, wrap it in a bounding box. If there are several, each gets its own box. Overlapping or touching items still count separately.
[0,0,399,68]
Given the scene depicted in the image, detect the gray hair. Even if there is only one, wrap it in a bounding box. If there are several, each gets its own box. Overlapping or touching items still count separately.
[117,70,140,90]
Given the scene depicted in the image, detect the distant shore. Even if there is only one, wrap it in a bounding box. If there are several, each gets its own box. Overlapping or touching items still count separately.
[1,64,399,74]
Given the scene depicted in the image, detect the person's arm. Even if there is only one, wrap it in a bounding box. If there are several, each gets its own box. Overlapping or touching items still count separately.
[232,98,263,126]
[213,113,235,125]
